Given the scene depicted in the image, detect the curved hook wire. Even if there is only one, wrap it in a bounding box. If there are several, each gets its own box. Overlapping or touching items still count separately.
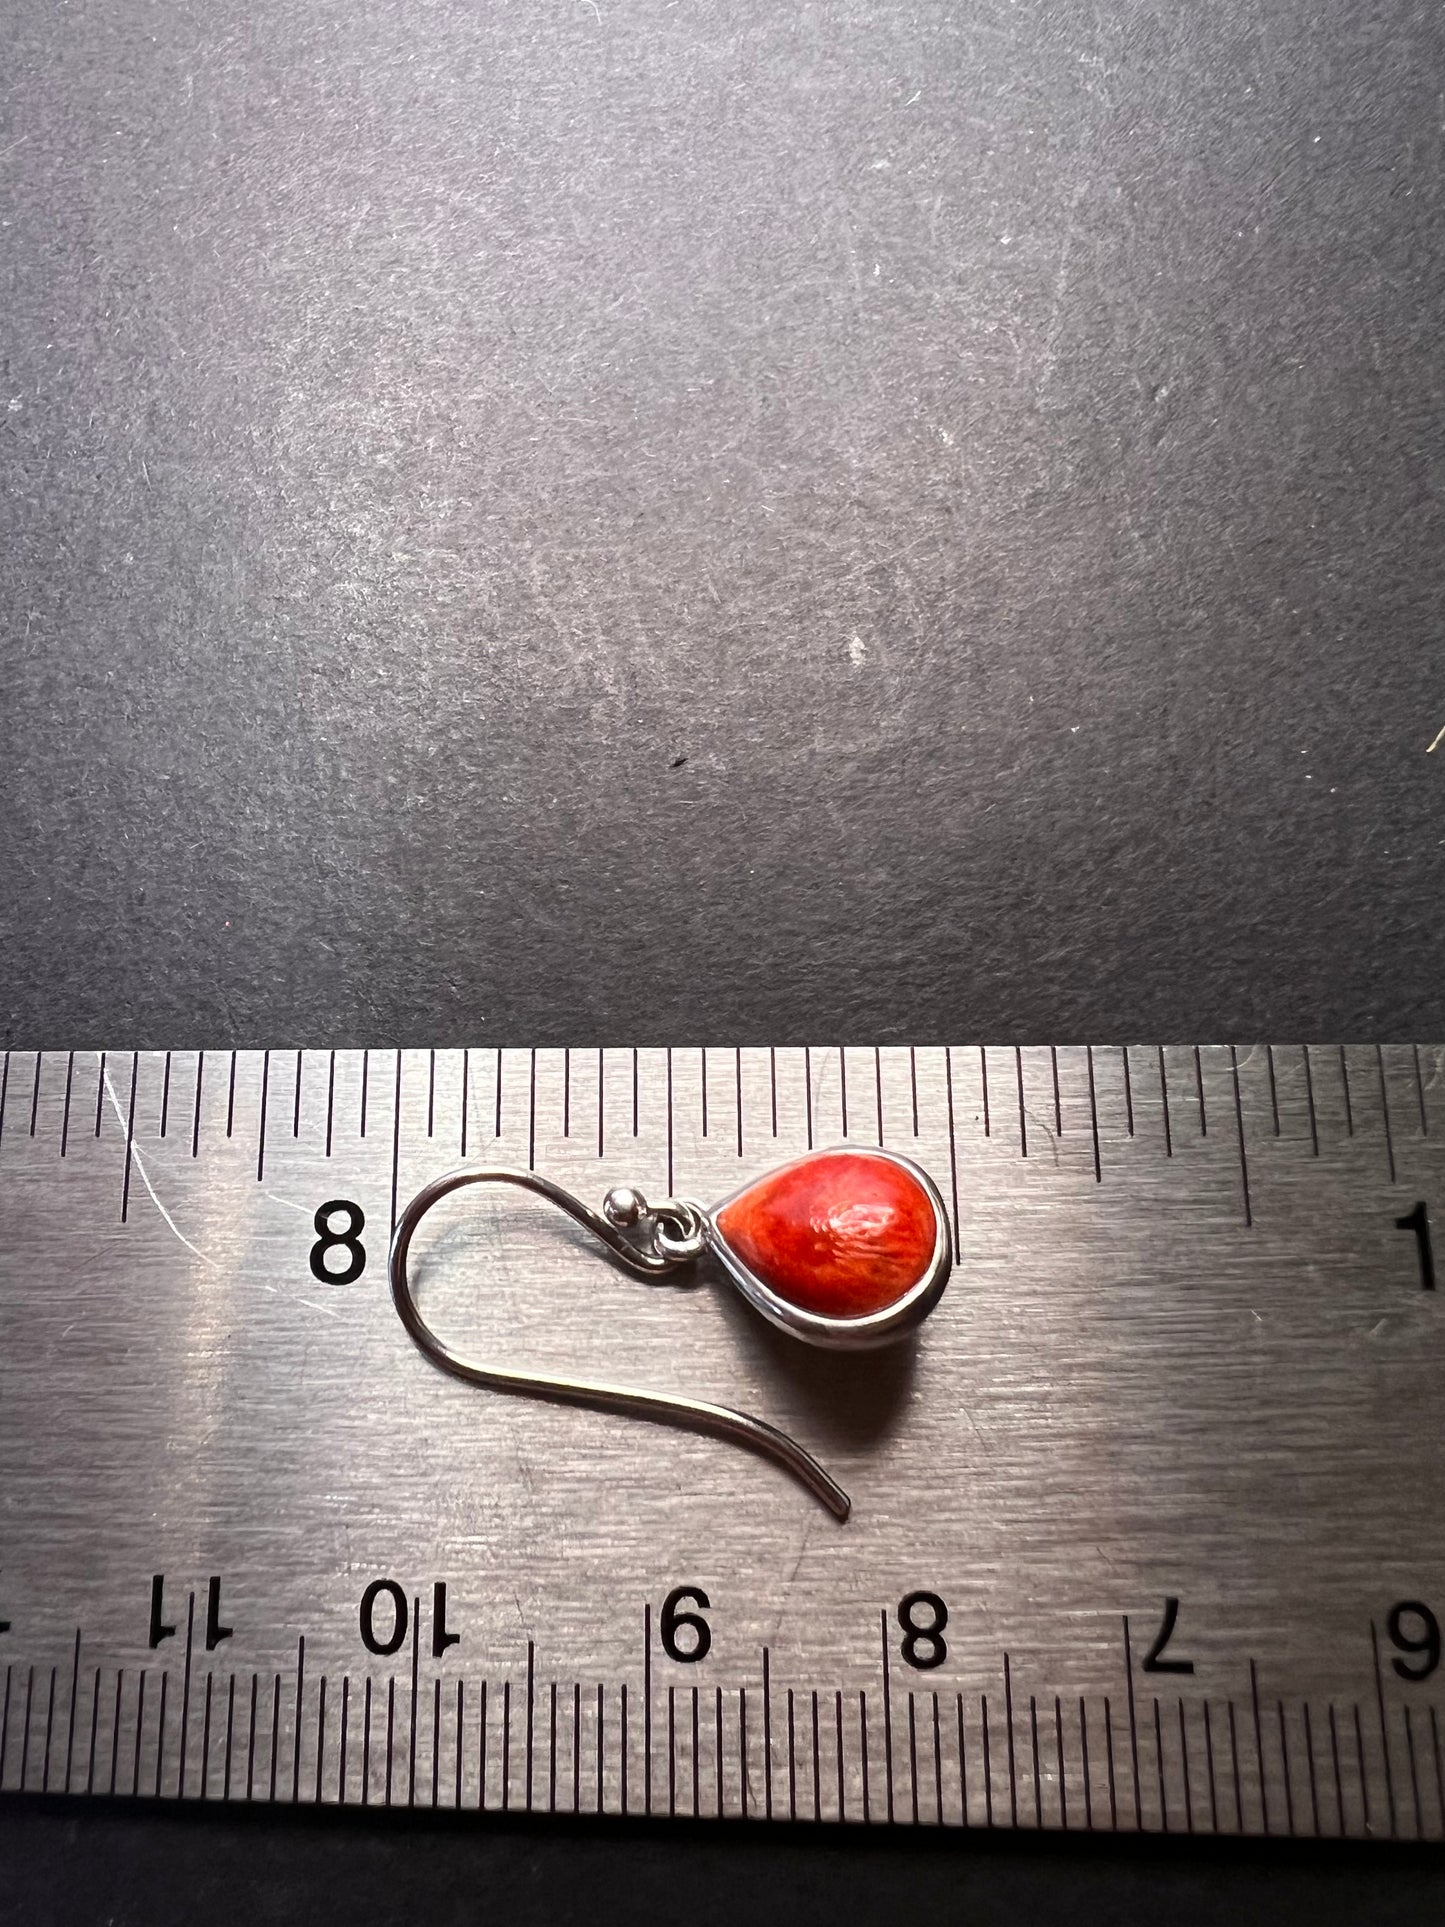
[387,1165,851,1521]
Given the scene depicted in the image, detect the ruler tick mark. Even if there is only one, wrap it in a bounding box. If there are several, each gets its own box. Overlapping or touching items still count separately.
[60,1050,74,1157]
[1122,1618,1142,1828]
[1302,1046,1319,1155]
[571,1680,582,1815]
[1157,1046,1172,1156]
[1328,1703,1345,1836]
[38,1669,54,1793]
[268,1674,281,1802]
[812,1690,821,1822]
[227,1051,237,1139]
[1250,1662,1270,1834]
[110,1668,123,1797]
[63,1631,80,1795]
[1053,1696,1066,1829]
[1086,1047,1101,1182]
[316,1676,327,1804]
[257,1050,270,1183]
[1354,1702,1369,1831]
[1015,1047,1027,1157]
[132,1670,145,1798]
[526,1638,536,1813]
[201,1675,213,1799]
[295,1635,307,1804]
[1230,1045,1252,1226]
[1371,1621,1398,1836]
[1377,1044,1397,1184]
[835,1690,845,1822]
[764,1645,773,1820]
[384,1677,395,1807]
[910,1693,921,1825]
[1203,1700,1219,1831]
[179,1592,195,1798]
[879,1612,894,1822]
[454,1680,464,1811]
[1303,1699,1321,1836]
[1080,1697,1092,1830]
[28,1050,41,1138]
[407,1606,420,1808]
[945,1049,960,1261]
[857,1688,867,1824]
[1180,1699,1195,1831]
[1277,1701,1296,1836]
[248,1672,260,1803]
[644,1607,653,1817]
[120,1052,138,1223]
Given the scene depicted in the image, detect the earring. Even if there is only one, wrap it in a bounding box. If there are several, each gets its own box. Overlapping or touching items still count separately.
[388,1147,952,1519]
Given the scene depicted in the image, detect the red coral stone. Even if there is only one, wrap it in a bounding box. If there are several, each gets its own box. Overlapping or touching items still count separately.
[714,1151,938,1320]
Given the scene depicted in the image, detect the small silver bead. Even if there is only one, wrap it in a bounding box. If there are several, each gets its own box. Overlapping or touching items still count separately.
[603,1184,648,1228]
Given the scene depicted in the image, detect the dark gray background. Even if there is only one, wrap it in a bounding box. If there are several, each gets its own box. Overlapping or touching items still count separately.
[2,0,1443,1917]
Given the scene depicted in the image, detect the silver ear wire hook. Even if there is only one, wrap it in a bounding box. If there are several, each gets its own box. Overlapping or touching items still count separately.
[387,1165,852,1521]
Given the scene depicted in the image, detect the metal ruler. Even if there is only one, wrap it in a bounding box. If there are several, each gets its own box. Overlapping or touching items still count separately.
[1,1044,1443,1840]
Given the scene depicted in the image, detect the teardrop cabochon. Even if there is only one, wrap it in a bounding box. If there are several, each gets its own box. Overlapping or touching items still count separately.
[704,1147,952,1350]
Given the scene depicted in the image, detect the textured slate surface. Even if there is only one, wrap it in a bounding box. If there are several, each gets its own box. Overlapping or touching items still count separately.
[2,0,1444,1919]
[3,0,1442,1050]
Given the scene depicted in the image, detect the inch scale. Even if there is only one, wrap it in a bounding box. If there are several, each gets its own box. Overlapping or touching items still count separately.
[0,1044,1442,1840]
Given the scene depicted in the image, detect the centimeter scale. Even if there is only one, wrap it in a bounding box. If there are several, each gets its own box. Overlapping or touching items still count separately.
[0,1044,1442,1841]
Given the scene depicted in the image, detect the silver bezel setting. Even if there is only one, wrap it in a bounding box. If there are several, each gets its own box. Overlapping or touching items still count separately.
[702,1145,953,1351]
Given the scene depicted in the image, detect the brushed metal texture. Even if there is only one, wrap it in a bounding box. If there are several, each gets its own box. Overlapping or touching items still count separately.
[0,1045,1441,1838]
